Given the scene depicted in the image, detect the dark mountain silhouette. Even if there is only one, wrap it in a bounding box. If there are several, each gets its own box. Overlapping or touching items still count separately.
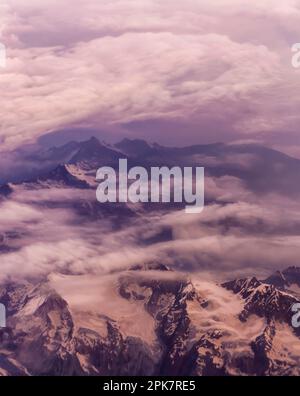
[17,136,300,197]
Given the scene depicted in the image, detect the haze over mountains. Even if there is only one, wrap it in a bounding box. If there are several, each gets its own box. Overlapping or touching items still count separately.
[1,135,300,275]
[2,136,300,198]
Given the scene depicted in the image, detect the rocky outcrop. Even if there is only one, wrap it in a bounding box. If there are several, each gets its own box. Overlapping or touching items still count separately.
[1,266,300,376]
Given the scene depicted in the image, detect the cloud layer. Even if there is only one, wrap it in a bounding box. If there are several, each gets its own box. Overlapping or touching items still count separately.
[1,175,300,283]
[0,0,300,152]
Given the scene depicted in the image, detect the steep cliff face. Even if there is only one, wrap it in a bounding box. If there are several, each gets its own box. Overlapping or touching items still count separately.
[1,266,300,376]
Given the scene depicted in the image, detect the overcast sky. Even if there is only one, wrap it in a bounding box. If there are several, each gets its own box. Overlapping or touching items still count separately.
[1,0,300,155]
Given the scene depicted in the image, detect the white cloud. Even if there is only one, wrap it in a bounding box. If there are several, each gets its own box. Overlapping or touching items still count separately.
[0,0,299,149]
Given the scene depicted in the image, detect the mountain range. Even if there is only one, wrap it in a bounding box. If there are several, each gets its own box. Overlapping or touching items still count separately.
[1,264,300,376]
[3,136,300,196]
[1,136,300,376]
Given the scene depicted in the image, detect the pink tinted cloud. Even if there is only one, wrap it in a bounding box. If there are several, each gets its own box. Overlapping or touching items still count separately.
[0,0,299,150]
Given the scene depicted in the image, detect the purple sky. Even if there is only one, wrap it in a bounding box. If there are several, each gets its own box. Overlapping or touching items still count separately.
[1,0,300,155]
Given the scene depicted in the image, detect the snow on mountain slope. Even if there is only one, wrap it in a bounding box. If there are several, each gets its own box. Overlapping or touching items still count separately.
[223,276,299,322]
[49,273,157,345]
[35,164,94,189]
[187,280,266,347]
